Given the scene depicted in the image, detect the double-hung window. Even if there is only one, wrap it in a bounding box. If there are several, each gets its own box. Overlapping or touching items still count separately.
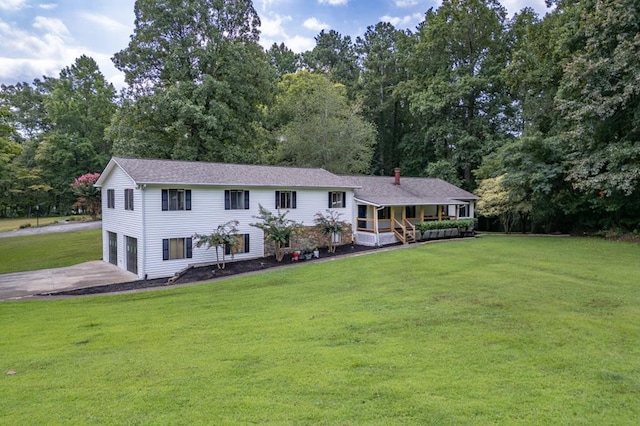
[107,189,115,209]
[124,188,134,211]
[225,190,249,210]
[328,191,346,208]
[275,191,296,209]
[162,237,193,260]
[162,189,192,211]
[225,234,250,255]
[459,204,469,218]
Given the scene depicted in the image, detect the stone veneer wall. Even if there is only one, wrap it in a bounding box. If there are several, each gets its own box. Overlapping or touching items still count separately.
[263,224,353,257]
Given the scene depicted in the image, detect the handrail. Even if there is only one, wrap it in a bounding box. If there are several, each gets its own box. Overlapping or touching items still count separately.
[392,218,407,244]
[403,218,416,237]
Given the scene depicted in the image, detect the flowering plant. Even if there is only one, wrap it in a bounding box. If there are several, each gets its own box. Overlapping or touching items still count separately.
[70,173,101,219]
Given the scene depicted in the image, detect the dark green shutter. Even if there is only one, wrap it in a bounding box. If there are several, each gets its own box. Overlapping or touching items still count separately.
[186,238,192,258]
[244,234,250,253]
[275,191,280,209]
[162,239,169,260]
[162,190,168,210]
[342,192,346,208]
[292,191,297,209]
[244,191,250,209]
[185,190,192,210]
[224,190,230,210]
[328,192,332,208]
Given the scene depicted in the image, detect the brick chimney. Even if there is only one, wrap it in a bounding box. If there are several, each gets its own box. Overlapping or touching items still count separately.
[394,167,401,185]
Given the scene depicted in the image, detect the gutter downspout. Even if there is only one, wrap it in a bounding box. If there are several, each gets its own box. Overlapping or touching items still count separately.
[375,205,385,247]
[140,184,146,280]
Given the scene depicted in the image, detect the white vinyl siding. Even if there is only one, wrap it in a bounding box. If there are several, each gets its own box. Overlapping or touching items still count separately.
[100,167,143,278]
[101,164,354,279]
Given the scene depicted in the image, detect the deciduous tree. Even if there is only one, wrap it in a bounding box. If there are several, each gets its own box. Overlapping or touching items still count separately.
[250,205,301,262]
[110,0,274,164]
[193,220,240,269]
[271,71,375,174]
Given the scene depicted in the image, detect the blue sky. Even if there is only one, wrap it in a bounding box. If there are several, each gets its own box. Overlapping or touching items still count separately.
[0,0,550,89]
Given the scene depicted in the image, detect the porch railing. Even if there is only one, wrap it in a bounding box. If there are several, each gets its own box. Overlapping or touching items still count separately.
[392,218,417,244]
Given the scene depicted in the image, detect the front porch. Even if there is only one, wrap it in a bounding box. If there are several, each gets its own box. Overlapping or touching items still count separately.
[354,204,470,246]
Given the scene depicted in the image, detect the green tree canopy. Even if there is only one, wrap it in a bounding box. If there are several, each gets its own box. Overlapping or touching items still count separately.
[110,0,274,164]
[34,55,116,212]
[271,71,376,174]
[355,22,414,175]
[401,0,512,187]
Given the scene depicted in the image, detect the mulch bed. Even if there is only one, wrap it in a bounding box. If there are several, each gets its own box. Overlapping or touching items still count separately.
[44,243,384,297]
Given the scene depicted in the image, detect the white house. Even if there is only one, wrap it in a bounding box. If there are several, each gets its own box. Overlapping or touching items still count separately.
[95,157,477,279]
[94,157,358,279]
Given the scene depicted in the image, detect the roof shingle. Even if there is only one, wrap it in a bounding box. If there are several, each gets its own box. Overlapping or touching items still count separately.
[99,157,358,189]
[345,175,478,206]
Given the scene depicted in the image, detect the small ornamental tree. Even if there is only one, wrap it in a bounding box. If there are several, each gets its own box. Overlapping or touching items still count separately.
[250,205,301,262]
[314,209,349,253]
[476,175,518,234]
[70,173,101,219]
[192,220,239,269]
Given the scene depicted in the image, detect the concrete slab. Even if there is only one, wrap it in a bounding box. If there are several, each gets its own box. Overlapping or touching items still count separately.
[0,261,138,301]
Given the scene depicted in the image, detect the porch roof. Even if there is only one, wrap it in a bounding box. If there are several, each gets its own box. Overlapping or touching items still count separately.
[345,175,478,207]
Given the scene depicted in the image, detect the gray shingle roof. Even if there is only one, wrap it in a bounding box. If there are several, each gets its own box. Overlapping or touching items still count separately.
[96,157,358,189]
[345,175,478,206]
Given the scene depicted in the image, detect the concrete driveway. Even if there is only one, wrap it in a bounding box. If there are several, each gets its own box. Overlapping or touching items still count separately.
[0,220,134,301]
[0,261,138,301]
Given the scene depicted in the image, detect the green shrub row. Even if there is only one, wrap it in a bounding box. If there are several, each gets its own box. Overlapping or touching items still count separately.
[415,218,475,232]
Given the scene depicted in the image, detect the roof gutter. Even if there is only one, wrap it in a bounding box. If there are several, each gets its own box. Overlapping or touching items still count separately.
[353,197,382,208]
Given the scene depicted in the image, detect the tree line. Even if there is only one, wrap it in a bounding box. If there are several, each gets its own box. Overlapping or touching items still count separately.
[1,0,638,233]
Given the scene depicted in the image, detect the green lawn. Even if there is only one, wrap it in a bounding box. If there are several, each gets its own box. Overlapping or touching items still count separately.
[1,236,639,424]
[0,230,102,273]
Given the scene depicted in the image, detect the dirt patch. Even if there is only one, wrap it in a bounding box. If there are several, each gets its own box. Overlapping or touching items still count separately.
[44,243,383,297]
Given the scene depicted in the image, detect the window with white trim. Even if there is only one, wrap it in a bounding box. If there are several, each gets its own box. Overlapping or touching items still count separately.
[124,188,134,210]
[162,189,191,211]
[275,191,296,209]
[225,190,249,210]
[163,237,193,260]
[107,189,115,209]
[328,191,346,208]
[225,234,250,255]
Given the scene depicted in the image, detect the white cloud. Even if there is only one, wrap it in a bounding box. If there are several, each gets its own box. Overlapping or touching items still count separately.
[303,17,329,31]
[259,0,286,11]
[1,17,82,83]
[80,13,130,32]
[284,34,315,53]
[380,12,423,27]
[38,3,57,10]
[395,0,420,6]
[318,0,348,5]
[260,12,291,37]
[0,28,81,83]
[32,16,70,37]
[0,0,26,10]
